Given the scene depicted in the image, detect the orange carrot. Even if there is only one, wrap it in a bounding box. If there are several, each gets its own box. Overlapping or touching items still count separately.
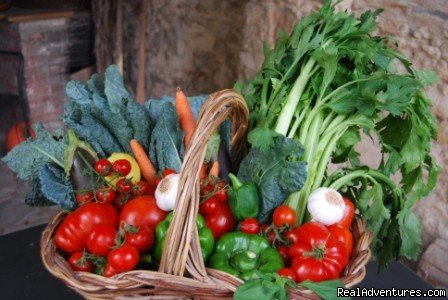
[175,87,196,148]
[199,164,208,180]
[209,161,219,178]
[130,139,157,182]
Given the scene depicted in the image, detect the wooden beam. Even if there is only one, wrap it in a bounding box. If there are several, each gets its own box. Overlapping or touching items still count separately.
[114,0,123,74]
[1,9,74,23]
[136,0,148,104]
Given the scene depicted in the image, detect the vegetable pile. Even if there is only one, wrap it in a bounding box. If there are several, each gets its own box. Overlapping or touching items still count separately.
[236,0,438,269]
[1,1,440,299]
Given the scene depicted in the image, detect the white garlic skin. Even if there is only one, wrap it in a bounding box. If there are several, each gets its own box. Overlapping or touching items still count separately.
[307,187,345,226]
[155,173,180,211]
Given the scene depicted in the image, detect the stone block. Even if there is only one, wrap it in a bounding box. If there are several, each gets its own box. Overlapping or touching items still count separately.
[418,238,448,289]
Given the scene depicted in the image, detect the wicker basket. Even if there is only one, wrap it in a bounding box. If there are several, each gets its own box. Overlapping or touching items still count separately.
[41,89,373,299]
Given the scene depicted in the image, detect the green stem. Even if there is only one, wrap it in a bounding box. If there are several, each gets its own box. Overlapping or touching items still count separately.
[287,108,308,138]
[274,58,316,135]
[303,110,324,164]
[311,130,346,192]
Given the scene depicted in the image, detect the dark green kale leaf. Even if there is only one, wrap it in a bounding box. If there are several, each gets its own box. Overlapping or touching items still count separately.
[62,100,122,157]
[124,99,151,151]
[25,177,54,207]
[149,102,184,172]
[2,123,67,180]
[238,135,307,223]
[90,93,133,153]
[63,65,152,156]
[104,65,135,113]
[144,94,208,125]
[38,164,76,210]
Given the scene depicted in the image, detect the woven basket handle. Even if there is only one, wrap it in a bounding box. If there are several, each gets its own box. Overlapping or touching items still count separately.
[158,89,249,280]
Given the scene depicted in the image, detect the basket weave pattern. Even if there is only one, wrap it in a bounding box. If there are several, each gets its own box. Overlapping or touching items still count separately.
[41,89,372,299]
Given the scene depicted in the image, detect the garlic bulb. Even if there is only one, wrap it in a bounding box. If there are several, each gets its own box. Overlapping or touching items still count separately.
[307,187,345,225]
[155,173,180,211]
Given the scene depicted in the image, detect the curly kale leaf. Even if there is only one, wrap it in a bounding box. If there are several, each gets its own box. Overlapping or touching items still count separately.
[38,164,76,210]
[149,102,184,172]
[63,65,151,156]
[2,123,67,180]
[238,135,307,223]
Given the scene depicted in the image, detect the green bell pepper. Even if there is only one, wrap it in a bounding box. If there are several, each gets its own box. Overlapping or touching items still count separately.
[209,232,284,281]
[228,173,259,221]
[153,212,214,263]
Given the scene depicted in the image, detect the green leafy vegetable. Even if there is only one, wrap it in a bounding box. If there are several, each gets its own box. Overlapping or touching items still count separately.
[234,273,291,300]
[149,102,184,172]
[237,0,438,268]
[145,94,208,124]
[104,65,136,113]
[25,178,54,207]
[38,164,76,210]
[238,135,307,223]
[301,280,349,300]
[63,100,122,157]
[2,124,89,210]
[234,273,346,300]
[2,123,67,180]
[63,65,151,156]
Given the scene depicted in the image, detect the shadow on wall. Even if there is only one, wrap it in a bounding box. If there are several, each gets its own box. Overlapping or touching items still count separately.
[92,0,323,99]
[132,0,249,98]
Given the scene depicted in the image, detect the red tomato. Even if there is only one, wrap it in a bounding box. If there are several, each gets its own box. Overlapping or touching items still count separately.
[277,268,296,281]
[273,205,297,228]
[103,263,117,277]
[289,222,349,283]
[133,181,153,196]
[200,184,215,199]
[149,177,160,190]
[68,252,93,272]
[107,244,140,272]
[86,224,117,256]
[199,197,220,215]
[240,218,260,235]
[124,226,154,253]
[114,193,131,211]
[112,159,132,176]
[214,190,228,202]
[338,196,355,228]
[116,178,134,194]
[162,169,177,177]
[96,187,116,204]
[55,203,118,254]
[214,181,228,202]
[75,191,94,206]
[327,224,353,255]
[290,221,330,245]
[94,159,112,176]
[203,202,236,239]
[278,245,290,265]
[120,196,168,230]
[284,228,300,245]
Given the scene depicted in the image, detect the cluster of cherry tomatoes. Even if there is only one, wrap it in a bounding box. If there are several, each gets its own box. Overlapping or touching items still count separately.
[199,177,236,239]
[56,158,172,276]
[75,158,155,209]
